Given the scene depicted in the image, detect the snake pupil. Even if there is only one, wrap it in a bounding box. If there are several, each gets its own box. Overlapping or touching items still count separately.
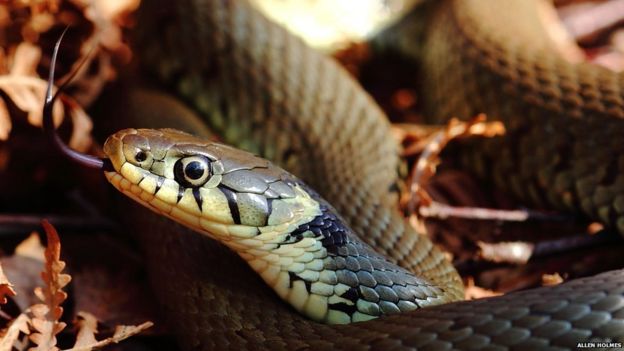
[185,161,204,180]
[135,150,147,162]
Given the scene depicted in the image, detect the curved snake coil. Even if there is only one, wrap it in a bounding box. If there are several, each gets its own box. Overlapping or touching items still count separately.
[50,0,624,349]
[376,0,624,232]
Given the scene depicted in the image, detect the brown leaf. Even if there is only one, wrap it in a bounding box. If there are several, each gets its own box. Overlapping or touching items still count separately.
[403,115,505,215]
[0,33,93,148]
[58,95,94,153]
[0,75,63,142]
[64,321,153,351]
[542,272,564,286]
[9,43,41,77]
[0,98,10,140]
[464,277,503,300]
[28,220,71,351]
[56,0,138,107]
[15,233,45,262]
[0,42,47,139]
[71,312,98,350]
[27,12,55,35]
[3,233,45,310]
[109,322,153,343]
[477,241,535,265]
[0,314,30,351]
[0,75,93,150]
[70,0,140,52]
[0,262,16,305]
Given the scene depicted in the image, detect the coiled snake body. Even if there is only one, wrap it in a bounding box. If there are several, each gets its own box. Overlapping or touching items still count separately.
[47,0,624,349]
[376,0,624,231]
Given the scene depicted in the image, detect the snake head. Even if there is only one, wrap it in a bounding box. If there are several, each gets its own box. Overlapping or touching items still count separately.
[103,128,322,242]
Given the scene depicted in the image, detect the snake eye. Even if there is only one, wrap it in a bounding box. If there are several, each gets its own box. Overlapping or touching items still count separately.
[135,150,147,162]
[174,156,211,188]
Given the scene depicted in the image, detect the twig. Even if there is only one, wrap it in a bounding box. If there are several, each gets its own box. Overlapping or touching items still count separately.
[405,114,505,215]
[419,201,573,222]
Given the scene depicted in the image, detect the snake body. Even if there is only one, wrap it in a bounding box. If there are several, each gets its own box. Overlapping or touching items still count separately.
[377,0,624,233]
[91,0,624,349]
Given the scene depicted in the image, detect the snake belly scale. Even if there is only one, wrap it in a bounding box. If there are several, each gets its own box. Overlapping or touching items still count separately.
[77,0,624,349]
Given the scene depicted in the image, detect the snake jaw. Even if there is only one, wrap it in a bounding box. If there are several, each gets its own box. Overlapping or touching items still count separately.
[102,128,319,237]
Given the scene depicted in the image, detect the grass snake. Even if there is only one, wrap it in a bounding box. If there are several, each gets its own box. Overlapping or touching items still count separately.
[43,0,624,349]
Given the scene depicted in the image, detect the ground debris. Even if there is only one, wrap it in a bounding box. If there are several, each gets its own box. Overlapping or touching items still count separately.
[0,221,152,350]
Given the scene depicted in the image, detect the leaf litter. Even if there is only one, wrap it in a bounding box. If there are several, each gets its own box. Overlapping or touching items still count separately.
[0,0,138,149]
[0,221,152,350]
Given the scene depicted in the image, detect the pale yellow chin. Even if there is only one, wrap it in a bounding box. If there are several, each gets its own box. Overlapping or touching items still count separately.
[105,171,157,209]
[105,171,258,241]
[105,165,322,248]
[105,167,336,324]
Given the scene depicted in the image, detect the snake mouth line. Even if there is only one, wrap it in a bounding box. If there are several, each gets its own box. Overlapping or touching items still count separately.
[106,171,178,219]
[104,166,312,242]
[105,170,250,240]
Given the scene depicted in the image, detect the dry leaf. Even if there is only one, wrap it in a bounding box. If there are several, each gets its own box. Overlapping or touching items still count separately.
[0,98,10,140]
[29,304,59,351]
[403,115,505,215]
[56,0,139,106]
[464,277,503,300]
[59,95,94,153]
[71,312,98,350]
[28,220,71,351]
[9,43,41,77]
[0,0,102,147]
[15,233,45,262]
[70,0,139,53]
[542,272,564,286]
[14,334,30,351]
[64,321,153,351]
[0,216,153,350]
[478,241,535,264]
[0,314,30,351]
[0,76,59,128]
[0,75,62,141]
[0,42,51,141]
[0,75,93,150]
[0,262,16,304]
[4,233,45,310]
[3,256,42,312]
[3,223,151,350]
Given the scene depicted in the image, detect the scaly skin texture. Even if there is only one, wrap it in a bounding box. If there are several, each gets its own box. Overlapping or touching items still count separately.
[103,128,459,324]
[376,0,624,234]
[103,0,624,349]
[134,0,461,296]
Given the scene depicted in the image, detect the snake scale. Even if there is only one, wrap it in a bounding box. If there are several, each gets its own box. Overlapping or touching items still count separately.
[375,0,624,233]
[54,0,624,349]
